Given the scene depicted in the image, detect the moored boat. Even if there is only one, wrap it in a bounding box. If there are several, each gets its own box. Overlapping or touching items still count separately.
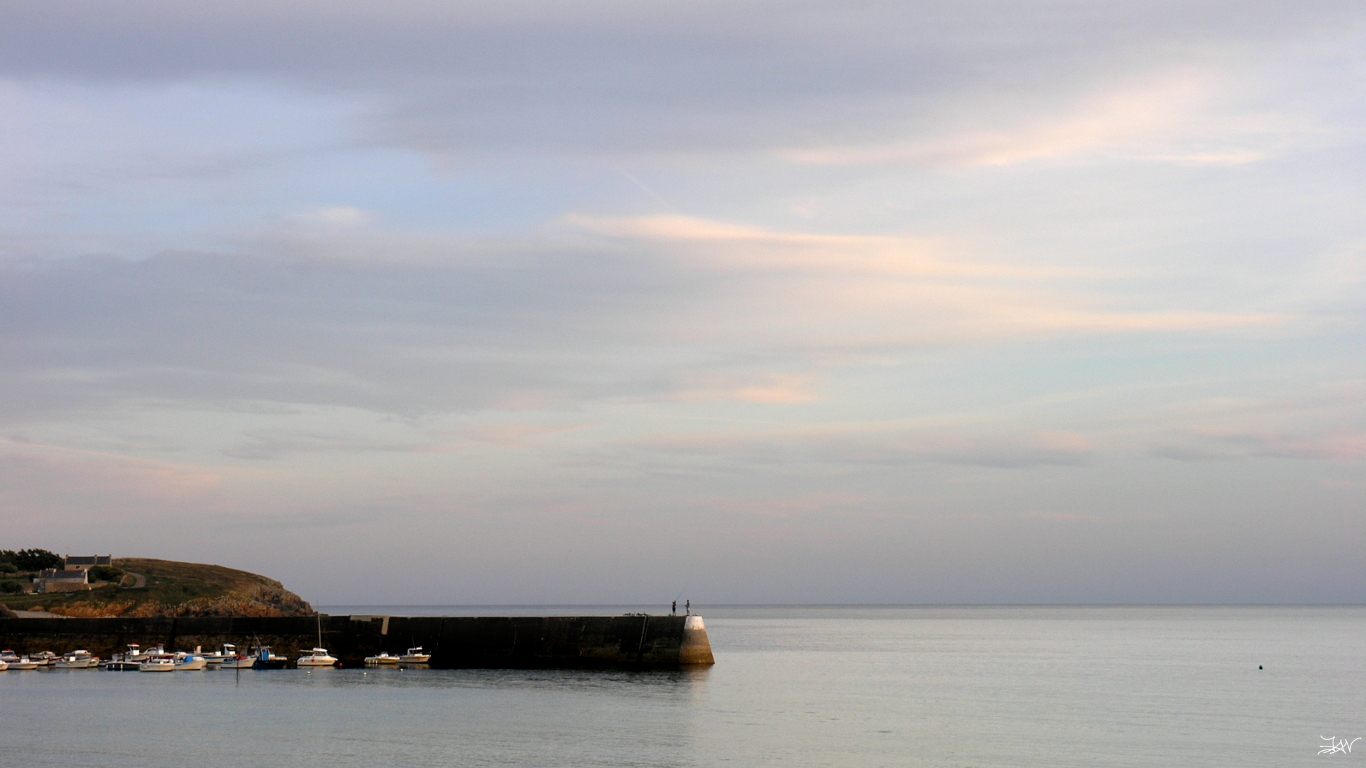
[200,644,234,666]
[399,646,431,663]
[252,646,289,670]
[125,643,165,663]
[221,650,255,669]
[55,650,99,669]
[105,644,149,671]
[297,647,338,667]
[5,657,40,670]
[139,653,176,672]
[173,651,208,671]
[364,652,400,665]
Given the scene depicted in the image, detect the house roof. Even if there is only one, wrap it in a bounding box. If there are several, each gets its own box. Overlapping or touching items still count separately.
[64,555,111,566]
[39,569,88,581]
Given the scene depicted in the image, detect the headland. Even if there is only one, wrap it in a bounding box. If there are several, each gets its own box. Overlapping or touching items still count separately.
[0,551,713,669]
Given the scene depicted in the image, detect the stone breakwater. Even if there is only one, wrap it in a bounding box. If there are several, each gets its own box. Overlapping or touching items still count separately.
[0,614,715,669]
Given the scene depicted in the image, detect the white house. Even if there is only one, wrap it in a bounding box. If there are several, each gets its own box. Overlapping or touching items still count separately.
[37,568,90,593]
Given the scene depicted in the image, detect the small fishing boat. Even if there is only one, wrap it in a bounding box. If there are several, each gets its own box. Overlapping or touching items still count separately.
[252,646,289,670]
[138,644,166,661]
[123,643,163,663]
[200,644,234,666]
[399,647,431,663]
[55,650,99,669]
[31,651,59,667]
[297,648,338,667]
[364,652,400,665]
[173,651,207,671]
[103,652,140,671]
[6,657,40,670]
[0,650,20,664]
[139,653,176,672]
[220,651,255,669]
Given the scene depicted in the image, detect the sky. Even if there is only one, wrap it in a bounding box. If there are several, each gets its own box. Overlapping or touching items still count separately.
[1,0,1363,606]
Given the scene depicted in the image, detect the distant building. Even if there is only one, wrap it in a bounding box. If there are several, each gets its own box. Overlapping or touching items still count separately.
[37,568,90,593]
[63,555,112,571]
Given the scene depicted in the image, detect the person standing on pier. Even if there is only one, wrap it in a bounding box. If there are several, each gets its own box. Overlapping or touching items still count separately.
[672,601,677,616]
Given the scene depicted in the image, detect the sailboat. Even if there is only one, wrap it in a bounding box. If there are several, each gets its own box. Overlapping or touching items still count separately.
[296,614,338,667]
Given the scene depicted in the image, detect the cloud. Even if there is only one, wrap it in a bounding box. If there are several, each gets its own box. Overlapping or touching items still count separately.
[290,206,371,227]
[0,206,1295,431]
[0,0,1354,161]
[225,422,584,460]
[569,214,1290,347]
[780,71,1288,168]
[622,425,1098,470]
[664,373,820,404]
[1154,427,1366,463]
[566,214,1018,277]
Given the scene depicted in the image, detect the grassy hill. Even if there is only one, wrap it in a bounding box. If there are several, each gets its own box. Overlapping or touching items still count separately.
[0,558,314,618]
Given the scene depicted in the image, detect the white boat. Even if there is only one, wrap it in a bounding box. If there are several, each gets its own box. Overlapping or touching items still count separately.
[364,652,400,665]
[31,651,59,667]
[220,653,255,669]
[399,647,431,663]
[124,643,163,663]
[104,644,148,670]
[200,644,233,666]
[139,653,176,672]
[0,649,20,664]
[0,659,8,671]
[296,615,337,667]
[6,657,40,670]
[55,650,99,669]
[297,648,338,667]
[173,651,208,671]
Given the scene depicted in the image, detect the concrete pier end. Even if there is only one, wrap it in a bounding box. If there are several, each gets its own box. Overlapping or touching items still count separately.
[678,615,715,665]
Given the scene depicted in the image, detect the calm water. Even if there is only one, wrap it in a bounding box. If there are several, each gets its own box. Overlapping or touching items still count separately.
[3,606,1362,767]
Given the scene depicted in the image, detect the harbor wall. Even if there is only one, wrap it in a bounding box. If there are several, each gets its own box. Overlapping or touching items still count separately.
[0,614,715,669]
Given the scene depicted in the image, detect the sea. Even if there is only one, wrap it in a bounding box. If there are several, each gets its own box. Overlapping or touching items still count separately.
[2,605,1362,767]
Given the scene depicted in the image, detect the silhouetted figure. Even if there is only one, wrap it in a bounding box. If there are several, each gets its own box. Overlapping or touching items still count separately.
[685,600,690,615]
[671,600,677,616]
